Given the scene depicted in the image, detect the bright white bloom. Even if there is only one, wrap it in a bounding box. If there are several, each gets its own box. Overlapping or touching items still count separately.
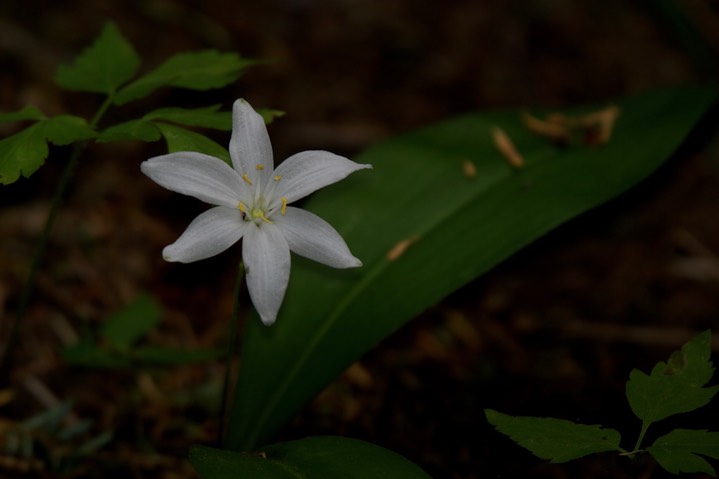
[141,99,371,325]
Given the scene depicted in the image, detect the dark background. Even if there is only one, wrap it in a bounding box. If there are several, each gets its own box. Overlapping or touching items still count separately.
[1,1,719,478]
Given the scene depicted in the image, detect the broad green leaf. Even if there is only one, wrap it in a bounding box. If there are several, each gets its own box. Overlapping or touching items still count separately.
[100,294,162,349]
[143,105,232,130]
[190,436,432,479]
[0,105,45,123]
[41,115,96,145]
[484,410,622,462]
[155,123,230,164]
[114,50,255,105]
[647,429,719,477]
[0,123,48,185]
[626,330,717,424]
[227,87,717,450]
[97,119,162,143]
[56,22,140,94]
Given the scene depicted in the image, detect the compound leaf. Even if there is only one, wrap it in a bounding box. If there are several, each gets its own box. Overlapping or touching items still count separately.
[42,115,96,145]
[56,22,140,95]
[114,50,255,104]
[0,105,45,123]
[626,330,717,424]
[0,123,48,185]
[647,429,719,477]
[485,409,622,463]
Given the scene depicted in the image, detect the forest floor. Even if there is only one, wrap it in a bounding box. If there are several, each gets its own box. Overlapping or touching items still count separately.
[1,1,719,478]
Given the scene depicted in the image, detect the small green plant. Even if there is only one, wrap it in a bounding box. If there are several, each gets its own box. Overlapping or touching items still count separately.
[486,330,719,476]
[3,19,717,479]
[0,21,269,377]
[62,293,223,369]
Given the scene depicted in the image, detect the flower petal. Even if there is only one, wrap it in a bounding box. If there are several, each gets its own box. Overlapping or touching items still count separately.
[273,151,372,204]
[141,152,250,207]
[243,223,291,326]
[163,206,246,263]
[229,99,274,188]
[276,207,362,268]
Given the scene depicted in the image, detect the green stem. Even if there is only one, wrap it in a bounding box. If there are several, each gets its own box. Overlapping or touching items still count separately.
[0,95,114,382]
[90,95,114,128]
[0,143,82,381]
[219,261,246,447]
[633,420,651,452]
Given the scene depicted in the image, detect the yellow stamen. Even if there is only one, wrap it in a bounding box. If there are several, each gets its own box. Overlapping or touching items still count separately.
[281,197,287,215]
[251,208,273,224]
[274,175,281,181]
[238,202,247,213]
[242,173,253,185]
[255,164,265,170]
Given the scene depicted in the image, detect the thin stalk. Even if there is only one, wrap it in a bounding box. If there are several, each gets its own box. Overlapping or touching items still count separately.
[633,420,651,453]
[219,261,246,447]
[0,143,82,381]
[0,95,113,382]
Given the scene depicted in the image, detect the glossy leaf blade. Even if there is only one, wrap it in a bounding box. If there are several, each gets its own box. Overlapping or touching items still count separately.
[190,436,432,479]
[228,87,716,450]
[484,409,622,462]
[55,22,140,94]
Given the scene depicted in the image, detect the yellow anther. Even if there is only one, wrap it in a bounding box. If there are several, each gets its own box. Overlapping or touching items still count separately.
[238,202,247,213]
[242,173,253,185]
[255,164,265,170]
[274,175,281,181]
[281,197,287,216]
[251,208,273,224]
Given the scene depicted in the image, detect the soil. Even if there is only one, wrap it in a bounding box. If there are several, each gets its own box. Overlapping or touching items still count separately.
[1,1,718,478]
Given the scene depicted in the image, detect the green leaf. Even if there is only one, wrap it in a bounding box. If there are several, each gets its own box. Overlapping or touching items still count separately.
[227,87,717,450]
[97,119,162,143]
[0,123,48,185]
[484,410,621,462]
[155,123,230,164]
[56,22,140,95]
[114,50,255,105]
[257,108,285,125]
[0,114,96,184]
[0,105,45,123]
[42,115,96,145]
[143,105,232,130]
[626,330,717,424]
[99,294,162,349]
[647,429,719,477]
[190,436,432,479]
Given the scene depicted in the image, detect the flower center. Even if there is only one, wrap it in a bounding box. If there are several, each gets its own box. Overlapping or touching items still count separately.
[237,166,288,226]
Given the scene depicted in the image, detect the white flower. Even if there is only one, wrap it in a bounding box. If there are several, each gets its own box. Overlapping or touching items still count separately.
[141,99,371,325]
